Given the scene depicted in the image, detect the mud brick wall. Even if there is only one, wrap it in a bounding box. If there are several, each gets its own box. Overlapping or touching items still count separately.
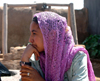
[0,7,88,52]
[0,46,26,69]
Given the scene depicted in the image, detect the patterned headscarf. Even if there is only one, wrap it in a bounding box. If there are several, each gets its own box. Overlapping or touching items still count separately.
[34,11,95,81]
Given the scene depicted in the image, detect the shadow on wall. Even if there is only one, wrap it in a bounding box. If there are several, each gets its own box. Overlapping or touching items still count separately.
[0,7,88,52]
[75,8,89,44]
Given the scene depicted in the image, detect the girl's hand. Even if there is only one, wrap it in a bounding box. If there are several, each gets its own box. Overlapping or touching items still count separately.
[20,64,45,81]
[21,44,40,62]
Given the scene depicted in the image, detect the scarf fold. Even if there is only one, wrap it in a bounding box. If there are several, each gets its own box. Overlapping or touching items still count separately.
[34,11,95,81]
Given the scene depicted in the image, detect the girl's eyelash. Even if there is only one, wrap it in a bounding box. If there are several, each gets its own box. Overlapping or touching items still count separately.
[33,33,36,35]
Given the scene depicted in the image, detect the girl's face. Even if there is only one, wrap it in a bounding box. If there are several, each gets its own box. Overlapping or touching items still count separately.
[29,21,44,52]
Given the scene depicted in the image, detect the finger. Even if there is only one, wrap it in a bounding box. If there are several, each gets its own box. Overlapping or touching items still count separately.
[21,64,34,70]
[21,76,31,81]
[20,69,31,73]
[34,53,39,60]
[29,44,40,56]
[20,72,28,76]
[34,49,40,57]
[28,44,40,57]
[20,72,32,78]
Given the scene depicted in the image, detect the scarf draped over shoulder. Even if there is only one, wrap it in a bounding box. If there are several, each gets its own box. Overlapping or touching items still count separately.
[34,11,95,81]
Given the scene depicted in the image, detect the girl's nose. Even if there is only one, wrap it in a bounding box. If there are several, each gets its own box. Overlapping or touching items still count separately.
[29,36,33,43]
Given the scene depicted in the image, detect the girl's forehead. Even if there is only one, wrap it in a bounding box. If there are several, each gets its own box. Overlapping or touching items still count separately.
[30,21,40,31]
[30,22,39,28]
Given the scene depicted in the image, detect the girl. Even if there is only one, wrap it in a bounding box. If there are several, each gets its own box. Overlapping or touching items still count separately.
[20,11,95,81]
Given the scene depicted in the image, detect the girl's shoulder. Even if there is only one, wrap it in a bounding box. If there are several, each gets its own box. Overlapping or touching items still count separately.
[73,51,87,62]
[64,51,89,81]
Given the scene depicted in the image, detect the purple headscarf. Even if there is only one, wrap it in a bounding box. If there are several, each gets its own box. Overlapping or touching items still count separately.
[34,11,95,81]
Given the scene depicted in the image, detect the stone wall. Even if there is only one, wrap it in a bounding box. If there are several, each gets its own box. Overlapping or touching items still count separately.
[0,46,26,69]
[0,7,88,52]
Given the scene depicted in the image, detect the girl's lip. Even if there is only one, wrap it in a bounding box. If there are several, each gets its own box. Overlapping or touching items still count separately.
[28,43,39,51]
[31,44,37,48]
[31,44,38,51]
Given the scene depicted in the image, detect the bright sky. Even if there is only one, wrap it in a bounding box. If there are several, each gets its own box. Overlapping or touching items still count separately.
[0,0,84,9]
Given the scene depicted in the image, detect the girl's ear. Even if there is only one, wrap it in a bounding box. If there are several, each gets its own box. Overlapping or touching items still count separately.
[65,27,69,33]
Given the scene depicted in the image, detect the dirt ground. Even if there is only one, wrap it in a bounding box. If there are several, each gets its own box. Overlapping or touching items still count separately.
[92,61,100,81]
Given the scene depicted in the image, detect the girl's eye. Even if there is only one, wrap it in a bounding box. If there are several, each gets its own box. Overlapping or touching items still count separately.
[33,33,36,35]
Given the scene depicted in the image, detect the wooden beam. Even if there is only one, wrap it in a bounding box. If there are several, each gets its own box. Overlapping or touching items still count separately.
[8,3,69,8]
[31,7,36,19]
[2,3,8,54]
[48,6,51,9]
[69,3,78,44]
[45,3,69,6]
[67,6,71,27]
[8,4,37,8]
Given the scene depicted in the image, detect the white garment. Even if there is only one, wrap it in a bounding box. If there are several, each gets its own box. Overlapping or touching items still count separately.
[20,51,89,81]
